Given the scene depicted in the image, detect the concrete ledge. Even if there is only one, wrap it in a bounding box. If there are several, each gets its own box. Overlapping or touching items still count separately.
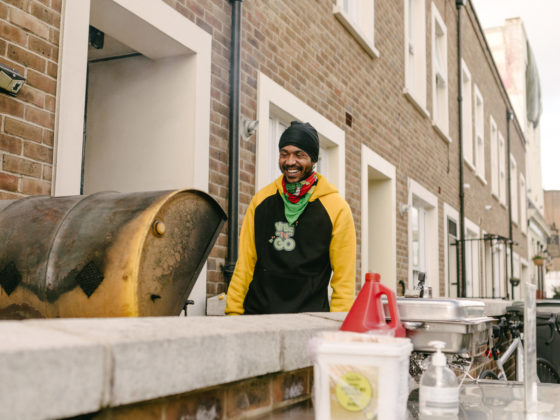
[1,314,342,419]
[0,322,108,420]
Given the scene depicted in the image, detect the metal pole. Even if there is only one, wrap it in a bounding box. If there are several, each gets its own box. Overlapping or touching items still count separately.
[506,110,514,299]
[224,0,243,287]
[457,0,467,297]
[491,238,495,298]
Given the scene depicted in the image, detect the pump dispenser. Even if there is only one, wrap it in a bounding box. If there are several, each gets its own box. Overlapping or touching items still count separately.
[419,341,459,417]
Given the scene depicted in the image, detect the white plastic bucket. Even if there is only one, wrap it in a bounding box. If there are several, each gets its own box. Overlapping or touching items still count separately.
[312,332,413,420]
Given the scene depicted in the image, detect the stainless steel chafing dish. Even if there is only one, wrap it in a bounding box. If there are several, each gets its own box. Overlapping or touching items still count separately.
[384,298,495,355]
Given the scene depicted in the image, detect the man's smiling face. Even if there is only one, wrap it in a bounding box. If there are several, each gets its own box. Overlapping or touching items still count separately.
[278,145,314,183]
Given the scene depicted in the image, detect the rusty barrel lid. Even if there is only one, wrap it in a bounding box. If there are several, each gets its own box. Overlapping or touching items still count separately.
[0,189,226,318]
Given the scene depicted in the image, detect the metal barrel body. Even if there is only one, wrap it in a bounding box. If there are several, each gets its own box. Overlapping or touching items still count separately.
[0,189,226,319]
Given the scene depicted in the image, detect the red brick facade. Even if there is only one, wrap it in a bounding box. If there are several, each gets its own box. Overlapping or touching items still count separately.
[0,0,529,299]
[0,0,59,199]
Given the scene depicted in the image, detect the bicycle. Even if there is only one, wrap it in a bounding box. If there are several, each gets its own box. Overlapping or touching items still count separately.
[478,305,560,383]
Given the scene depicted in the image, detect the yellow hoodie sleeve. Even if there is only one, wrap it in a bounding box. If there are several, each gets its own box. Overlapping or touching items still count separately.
[225,198,258,315]
[327,198,356,312]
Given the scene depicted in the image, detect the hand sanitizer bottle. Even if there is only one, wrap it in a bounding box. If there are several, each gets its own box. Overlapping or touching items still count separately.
[419,340,459,417]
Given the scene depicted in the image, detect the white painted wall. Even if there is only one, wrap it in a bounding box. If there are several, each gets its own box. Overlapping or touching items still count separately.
[84,55,195,193]
[361,145,396,289]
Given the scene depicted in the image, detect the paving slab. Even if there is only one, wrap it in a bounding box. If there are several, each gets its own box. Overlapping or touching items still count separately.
[0,321,106,420]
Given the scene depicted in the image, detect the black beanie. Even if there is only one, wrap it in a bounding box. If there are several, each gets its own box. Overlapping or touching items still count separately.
[278,121,320,162]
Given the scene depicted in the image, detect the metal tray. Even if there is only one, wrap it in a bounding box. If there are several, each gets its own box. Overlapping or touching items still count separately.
[403,317,495,354]
[385,297,486,321]
[383,298,493,354]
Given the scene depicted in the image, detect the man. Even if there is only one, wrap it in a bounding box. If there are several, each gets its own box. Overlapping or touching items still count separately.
[225,121,356,314]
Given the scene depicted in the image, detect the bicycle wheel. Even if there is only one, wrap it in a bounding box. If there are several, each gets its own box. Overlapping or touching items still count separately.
[536,358,560,384]
[478,370,499,380]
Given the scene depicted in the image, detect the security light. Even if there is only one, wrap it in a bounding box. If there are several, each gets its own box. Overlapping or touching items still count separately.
[0,62,25,96]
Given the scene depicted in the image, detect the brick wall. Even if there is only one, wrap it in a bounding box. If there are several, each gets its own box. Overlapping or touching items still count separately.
[0,0,530,299]
[0,0,60,200]
[75,367,312,420]
[198,0,527,295]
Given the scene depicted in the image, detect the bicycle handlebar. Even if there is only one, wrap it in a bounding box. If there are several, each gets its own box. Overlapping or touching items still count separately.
[490,312,558,354]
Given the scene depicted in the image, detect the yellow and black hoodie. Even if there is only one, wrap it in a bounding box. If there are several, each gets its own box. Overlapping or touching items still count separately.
[225,173,356,315]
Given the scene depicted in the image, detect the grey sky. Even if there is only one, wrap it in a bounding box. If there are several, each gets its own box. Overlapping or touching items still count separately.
[471,0,560,190]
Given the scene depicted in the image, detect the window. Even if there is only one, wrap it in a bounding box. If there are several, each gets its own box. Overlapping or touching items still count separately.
[465,219,481,298]
[443,203,458,297]
[498,132,506,204]
[493,242,505,298]
[490,116,499,197]
[431,3,448,135]
[411,205,427,284]
[511,156,518,224]
[512,252,520,300]
[520,175,527,234]
[334,0,378,57]
[256,73,345,196]
[267,118,288,183]
[408,179,438,293]
[474,86,485,180]
[404,0,427,111]
[461,61,473,166]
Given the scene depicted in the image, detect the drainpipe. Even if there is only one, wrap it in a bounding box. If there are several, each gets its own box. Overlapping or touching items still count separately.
[506,109,514,299]
[223,0,243,287]
[456,0,467,297]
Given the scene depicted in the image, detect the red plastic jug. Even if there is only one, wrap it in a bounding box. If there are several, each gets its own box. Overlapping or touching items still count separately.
[340,272,406,337]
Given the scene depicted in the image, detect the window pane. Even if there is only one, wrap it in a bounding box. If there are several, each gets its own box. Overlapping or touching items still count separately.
[412,206,420,268]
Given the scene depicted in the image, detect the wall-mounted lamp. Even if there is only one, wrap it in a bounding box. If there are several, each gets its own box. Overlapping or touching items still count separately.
[484,205,492,211]
[241,117,259,140]
[463,183,470,190]
[0,62,25,96]
[398,203,410,216]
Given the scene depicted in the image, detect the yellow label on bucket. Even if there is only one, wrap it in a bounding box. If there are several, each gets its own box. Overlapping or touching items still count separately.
[328,365,378,419]
[335,372,372,411]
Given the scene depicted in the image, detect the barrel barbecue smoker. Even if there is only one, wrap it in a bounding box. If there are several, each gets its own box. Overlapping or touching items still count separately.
[0,189,226,319]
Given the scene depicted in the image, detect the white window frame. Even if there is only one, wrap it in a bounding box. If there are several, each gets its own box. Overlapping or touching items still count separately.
[333,0,379,58]
[361,145,397,288]
[403,0,428,115]
[474,85,485,182]
[461,60,473,168]
[407,179,439,294]
[490,116,499,198]
[511,155,518,225]
[431,3,449,136]
[520,174,527,234]
[498,131,506,205]
[256,73,345,196]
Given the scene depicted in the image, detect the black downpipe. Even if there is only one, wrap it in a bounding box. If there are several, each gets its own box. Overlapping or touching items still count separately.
[456,0,467,297]
[506,109,514,299]
[223,0,243,287]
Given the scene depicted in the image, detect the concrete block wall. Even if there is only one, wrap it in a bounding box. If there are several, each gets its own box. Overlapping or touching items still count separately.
[0,313,344,419]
